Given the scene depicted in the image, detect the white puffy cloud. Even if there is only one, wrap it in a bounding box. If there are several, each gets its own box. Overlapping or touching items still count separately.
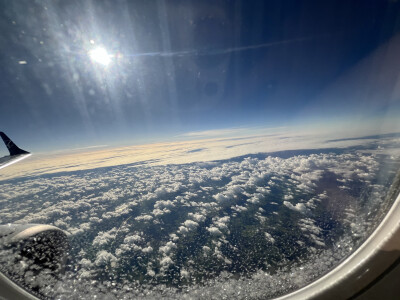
[160,256,174,267]
[0,142,395,299]
[183,220,199,230]
[154,200,175,210]
[135,214,153,222]
[142,246,153,253]
[94,250,117,267]
[208,226,223,236]
[231,205,248,212]
[264,232,275,244]
[159,241,177,255]
[92,228,118,247]
[189,212,206,222]
[283,201,309,214]
[152,208,171,216]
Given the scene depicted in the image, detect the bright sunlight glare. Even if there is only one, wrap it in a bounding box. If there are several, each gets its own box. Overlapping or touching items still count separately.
[88,47,112,66]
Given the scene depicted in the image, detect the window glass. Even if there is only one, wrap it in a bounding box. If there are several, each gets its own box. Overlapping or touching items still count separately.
[0,1,400,299]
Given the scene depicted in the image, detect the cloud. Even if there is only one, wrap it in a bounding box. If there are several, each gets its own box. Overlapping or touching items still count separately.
[189,212,206,222]
[154,200,175,209]
[3,125,396,181]
[183,220,199,230]
[283,201,310,214]
[94,250,117,267]
[0,141,396,299]
[208,226,223,236]
[159,241,177,255]
[160,256,174,267]
[92,228,117,247]
[264,232,275,244]
[178,127,250,138]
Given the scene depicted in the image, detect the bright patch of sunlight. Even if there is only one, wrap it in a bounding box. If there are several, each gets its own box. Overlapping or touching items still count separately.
[88,47,112,66]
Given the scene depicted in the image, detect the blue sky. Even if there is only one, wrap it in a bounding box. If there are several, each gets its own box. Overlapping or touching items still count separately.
[0,0,400,153]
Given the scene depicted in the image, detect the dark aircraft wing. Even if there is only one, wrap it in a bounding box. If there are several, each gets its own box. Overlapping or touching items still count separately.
[0,132,31,170]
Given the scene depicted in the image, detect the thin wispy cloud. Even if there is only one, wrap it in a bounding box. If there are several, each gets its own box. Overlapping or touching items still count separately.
[179,125,287,138]
[179,128,249,138]
[128,36,316,58]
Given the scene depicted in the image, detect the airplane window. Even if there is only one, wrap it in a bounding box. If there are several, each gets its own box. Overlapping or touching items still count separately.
[0,1,400,299]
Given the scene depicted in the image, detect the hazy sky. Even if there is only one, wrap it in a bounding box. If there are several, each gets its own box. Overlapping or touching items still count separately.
[0,0,400,153]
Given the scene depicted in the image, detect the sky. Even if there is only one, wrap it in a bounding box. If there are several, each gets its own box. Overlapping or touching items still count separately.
[0,0,400,153]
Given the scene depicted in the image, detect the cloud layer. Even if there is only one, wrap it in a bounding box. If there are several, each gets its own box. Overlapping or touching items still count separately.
[1,141,398,298]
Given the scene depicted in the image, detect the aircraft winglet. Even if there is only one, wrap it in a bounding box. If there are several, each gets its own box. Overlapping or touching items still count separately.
[0,132,29,156]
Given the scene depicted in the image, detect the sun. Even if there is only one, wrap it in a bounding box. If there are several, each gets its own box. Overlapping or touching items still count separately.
[88,47,112,66]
